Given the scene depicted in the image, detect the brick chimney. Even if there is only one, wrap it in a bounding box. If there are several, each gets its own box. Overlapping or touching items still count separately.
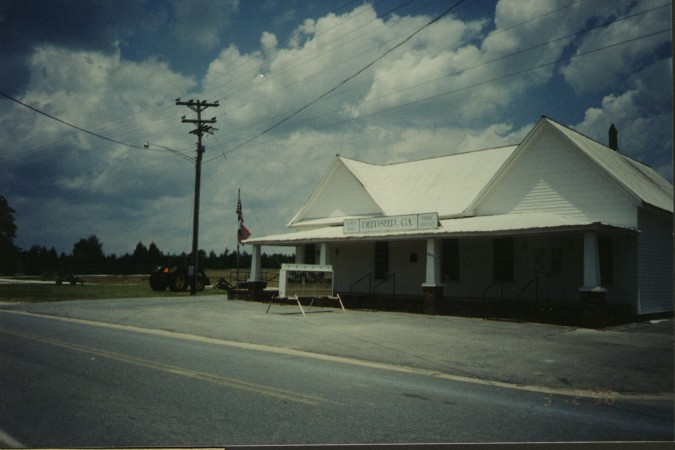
[608,124,618,151]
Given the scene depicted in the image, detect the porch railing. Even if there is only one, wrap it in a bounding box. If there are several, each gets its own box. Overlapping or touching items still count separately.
[373,272,396,296]
[482,280,505,300]
[518,275,539,301]
[349,272,372,295]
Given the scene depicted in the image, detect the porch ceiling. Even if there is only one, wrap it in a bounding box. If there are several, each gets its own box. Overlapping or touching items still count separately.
[245,212,637,246]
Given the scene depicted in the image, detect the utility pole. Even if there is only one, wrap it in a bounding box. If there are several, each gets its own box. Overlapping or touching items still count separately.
[176,98,219,295]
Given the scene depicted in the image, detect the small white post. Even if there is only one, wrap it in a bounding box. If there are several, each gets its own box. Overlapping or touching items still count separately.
[423,238,441,286]
[295,245,305,264]
[319,243,330,265]
[583,231,602,289]
[249,244,262,282]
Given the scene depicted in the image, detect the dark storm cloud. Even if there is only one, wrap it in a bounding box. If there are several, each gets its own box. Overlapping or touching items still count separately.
[0,0,146,94]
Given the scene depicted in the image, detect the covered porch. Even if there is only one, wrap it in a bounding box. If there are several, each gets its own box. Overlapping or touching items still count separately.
[244,213,638,326]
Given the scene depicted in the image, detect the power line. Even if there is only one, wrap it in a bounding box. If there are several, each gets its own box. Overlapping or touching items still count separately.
[279,3,673,130]
[213,4,429,130]
[204,0,405,98]
[2,2,417,160]
[227,0,665,141]
[0,90,194,162]
[0,91,145,149]
[205,2,671,162]
[200,0,583,151]
[312,28,673,130]
[2,1,425,186]
[205,26,670,161]
[218,0,466,158]
[4,0,668,171]
[0,0,546,163]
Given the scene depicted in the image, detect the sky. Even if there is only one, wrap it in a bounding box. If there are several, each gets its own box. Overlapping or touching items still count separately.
[1,0,672,258]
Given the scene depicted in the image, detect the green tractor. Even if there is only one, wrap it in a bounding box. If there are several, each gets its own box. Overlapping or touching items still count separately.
[149,257,209,292]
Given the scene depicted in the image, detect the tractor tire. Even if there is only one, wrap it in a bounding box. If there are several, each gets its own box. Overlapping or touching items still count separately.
[150,278,167,291]
[170,272,189,292]
[196,275,206,291]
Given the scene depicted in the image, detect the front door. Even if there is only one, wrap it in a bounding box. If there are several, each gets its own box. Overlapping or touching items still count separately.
[529,244,564,301]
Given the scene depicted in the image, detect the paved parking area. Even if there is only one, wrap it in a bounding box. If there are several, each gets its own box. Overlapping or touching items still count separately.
[1,294,673,396]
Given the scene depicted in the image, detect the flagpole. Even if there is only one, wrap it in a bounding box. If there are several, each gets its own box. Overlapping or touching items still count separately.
[236,189,240,286]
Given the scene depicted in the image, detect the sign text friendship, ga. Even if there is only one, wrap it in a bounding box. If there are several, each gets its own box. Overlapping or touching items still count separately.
[343,213,438,235]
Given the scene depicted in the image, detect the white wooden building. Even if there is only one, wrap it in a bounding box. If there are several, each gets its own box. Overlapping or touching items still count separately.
[246,117,673,316]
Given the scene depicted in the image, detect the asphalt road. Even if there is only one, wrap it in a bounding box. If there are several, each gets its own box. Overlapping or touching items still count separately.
[0,295,673,446]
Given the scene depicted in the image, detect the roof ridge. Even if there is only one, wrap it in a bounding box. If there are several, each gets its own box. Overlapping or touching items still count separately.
[542,115,659,169]
[541,116,672,212]
[340,143,519,167]
[541,115,610,148]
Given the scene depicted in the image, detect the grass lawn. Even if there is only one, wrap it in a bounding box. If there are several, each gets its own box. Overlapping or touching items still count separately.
[0,274,223,303]
[0,269,278,303]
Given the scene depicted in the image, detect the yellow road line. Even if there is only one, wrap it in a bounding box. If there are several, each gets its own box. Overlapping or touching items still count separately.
[0,326,328,406]
[2,309,673,402]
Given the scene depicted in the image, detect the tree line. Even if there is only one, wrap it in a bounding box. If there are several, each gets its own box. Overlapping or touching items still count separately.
[0,196,293,276]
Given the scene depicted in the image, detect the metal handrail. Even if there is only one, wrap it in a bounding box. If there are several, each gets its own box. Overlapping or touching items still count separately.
[349,272,372,295]
[482,280,504,300]
[373,272,396,296]
[518,275,539,300]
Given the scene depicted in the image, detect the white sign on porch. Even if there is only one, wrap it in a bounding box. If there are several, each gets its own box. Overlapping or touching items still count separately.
[279,264,333,298]
[343,213,438,235]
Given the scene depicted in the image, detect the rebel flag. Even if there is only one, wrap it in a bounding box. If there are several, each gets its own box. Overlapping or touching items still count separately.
[238,223,251,242]
[236,193,251,243]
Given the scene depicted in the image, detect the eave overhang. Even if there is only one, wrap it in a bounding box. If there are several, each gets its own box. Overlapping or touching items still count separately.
[245,213,638,246]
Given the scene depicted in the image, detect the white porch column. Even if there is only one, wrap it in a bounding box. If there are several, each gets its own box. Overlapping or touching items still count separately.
[582,231,602,289]
[319,243,330,265]
[423,238,441,286]
[249,244,262,282]
[295,245,305,264]
[422,238,442,314]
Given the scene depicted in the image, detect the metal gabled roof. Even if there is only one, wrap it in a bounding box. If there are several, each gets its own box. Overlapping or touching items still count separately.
[467,117,673,215]
[289,145,518,227]
[544,118,673,213]
[283,116,671,238]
